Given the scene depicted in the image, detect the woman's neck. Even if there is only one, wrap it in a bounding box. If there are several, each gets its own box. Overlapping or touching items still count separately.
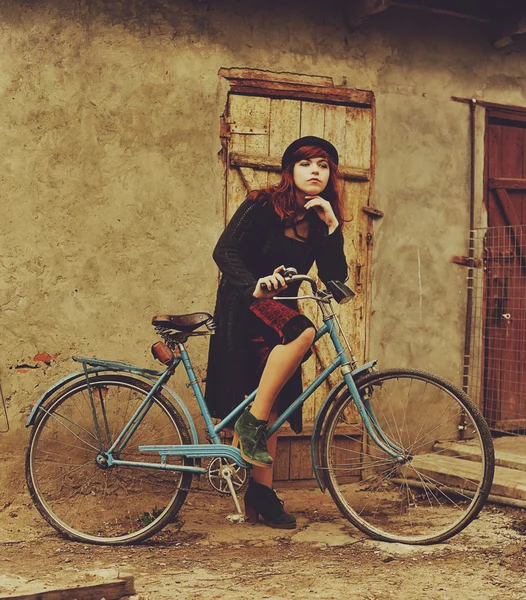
[294,190,307,214]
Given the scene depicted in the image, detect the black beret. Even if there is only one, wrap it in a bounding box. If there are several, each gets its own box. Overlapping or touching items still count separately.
[281,136,339,170]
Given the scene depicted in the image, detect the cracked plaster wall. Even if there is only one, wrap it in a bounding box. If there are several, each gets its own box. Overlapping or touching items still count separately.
[1,0,526,496]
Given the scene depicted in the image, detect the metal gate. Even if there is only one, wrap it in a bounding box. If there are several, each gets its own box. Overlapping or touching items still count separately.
[466,224,526,433]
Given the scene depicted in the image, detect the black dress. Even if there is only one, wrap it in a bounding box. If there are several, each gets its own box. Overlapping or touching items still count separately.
[205,197,348,432]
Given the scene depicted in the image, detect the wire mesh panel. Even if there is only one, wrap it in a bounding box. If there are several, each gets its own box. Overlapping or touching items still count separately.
[467,225,526,433]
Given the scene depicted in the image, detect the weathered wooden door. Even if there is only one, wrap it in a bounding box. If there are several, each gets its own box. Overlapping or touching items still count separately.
[484,110,526,431]
[220,71,376,481]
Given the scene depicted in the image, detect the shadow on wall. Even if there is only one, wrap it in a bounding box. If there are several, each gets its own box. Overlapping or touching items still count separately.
[1,0,354,38]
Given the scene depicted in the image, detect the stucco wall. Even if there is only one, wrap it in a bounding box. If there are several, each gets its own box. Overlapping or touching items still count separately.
[1,0,526,495]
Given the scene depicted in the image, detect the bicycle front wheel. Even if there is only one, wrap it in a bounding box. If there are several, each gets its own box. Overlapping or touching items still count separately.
[26,374,192,545]
[321,369,494,545]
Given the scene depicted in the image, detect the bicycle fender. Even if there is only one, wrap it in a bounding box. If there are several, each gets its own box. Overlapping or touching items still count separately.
[311,360,378,493]
[26,368,106,427]
[26,370,200,445]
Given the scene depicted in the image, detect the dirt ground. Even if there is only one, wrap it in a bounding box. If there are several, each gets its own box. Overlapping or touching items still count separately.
[1,486,526,600]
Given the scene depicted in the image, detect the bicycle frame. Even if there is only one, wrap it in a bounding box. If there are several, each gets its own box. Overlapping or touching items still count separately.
[31,311,402,480]
[27,283,407,480]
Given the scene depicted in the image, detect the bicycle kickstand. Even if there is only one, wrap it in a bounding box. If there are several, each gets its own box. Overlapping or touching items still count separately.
[222,467,246,524]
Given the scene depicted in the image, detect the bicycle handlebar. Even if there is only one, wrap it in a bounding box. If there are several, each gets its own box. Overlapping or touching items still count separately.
[260,267,318,295]
[285,273,318,294]
[266,267,355,305]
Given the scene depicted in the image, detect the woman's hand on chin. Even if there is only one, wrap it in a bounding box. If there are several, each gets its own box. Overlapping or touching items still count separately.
[304,196,339,233]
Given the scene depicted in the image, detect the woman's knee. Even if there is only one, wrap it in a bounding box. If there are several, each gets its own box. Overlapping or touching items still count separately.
[299,326,316,348]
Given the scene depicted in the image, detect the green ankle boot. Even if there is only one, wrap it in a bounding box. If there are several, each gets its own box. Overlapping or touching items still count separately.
[232,410,273,468]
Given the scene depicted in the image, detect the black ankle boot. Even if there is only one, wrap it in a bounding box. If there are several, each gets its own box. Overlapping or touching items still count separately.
[244,481,296,529]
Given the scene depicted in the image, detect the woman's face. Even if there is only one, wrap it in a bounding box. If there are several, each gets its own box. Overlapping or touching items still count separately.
[293,157,330,197]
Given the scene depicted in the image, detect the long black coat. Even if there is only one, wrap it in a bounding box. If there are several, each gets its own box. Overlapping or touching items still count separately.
[205,198,348,429]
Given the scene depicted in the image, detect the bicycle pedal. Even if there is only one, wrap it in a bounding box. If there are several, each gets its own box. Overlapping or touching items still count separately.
[226,513,246,524]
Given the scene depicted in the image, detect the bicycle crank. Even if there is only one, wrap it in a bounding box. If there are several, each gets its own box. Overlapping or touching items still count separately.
[207,457,248,494]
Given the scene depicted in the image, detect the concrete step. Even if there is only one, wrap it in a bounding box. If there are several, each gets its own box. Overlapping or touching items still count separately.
[405,453,526,503]
[435,439,526,472]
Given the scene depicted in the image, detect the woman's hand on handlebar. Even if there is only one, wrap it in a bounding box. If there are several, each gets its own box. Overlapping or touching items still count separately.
[253,265,288,299]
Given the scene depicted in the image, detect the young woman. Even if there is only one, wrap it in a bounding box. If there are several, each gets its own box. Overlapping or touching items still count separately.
[205,136,348,529]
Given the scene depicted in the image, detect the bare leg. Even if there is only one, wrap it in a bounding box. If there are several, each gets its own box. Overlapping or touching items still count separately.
[250,327,316,422]
[234,327,315,471]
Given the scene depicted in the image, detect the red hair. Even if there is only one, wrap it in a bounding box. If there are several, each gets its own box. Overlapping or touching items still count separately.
[248,145,346,227]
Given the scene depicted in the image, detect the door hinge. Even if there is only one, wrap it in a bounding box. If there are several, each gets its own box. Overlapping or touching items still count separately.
[220,116,235,138]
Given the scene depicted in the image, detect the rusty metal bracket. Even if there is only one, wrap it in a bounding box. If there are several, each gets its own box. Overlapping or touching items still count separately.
[451,256,483,268]
[0,378,9,433]
[230,124,268,135]
[362,206,384,219]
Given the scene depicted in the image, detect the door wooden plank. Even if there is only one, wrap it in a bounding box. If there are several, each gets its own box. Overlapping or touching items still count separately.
[500,124,526,222]
[489,177,526,190]
[274,438,291,481]
[342,182,370,363]
[229,153,370,181]
[227,96,271,218]
[344,107,372,170]
[300,101,326,138]
[269,98,301,158]
[488,123,502,181]
[220,67,334,87]
[244,96,271,191]
[323,104,347,155]
[227,80,373,107]
[495,188,521,227]
[226,95,250,222]
[228,94,248,154]
[289,438,315,480]
[501,125,524,179]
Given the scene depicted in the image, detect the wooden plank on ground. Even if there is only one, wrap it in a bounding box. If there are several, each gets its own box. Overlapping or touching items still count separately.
[436,440,526,472]
[408,454,526,501]
[2,576,135,600]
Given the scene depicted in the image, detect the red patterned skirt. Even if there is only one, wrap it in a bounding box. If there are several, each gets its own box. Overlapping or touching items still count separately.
[244,299,315,403]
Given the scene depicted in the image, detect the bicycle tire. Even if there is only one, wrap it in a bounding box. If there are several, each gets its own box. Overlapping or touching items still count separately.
[320,368,495,545]
[26,374,193,545]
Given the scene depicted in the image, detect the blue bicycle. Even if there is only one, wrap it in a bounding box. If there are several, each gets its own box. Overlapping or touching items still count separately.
[25,269,494,546]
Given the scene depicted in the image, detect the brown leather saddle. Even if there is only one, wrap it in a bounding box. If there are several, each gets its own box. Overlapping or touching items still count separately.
[152,312,216,333]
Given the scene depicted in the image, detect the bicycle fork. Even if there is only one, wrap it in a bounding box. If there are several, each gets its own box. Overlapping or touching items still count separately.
[328,318,405,461]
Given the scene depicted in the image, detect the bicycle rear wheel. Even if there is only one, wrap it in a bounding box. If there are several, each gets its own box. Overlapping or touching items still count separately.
[321,368,494,544]
[26,374,192,545]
